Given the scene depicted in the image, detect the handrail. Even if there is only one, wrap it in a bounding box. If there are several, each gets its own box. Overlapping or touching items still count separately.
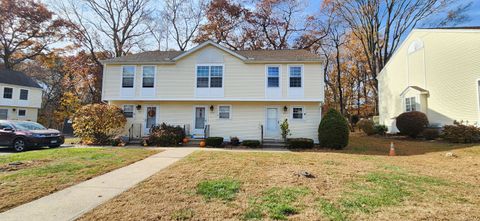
[128,124,134,141]
[204,124,210,138]
[260,124,264,144]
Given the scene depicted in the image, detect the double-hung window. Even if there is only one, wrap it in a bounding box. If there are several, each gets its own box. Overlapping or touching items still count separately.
[123,105,134,118]
[289,66,302,88]
[142,66,155,88]
[19,89,28,100]
[267,66,280,87]
[3,87,12,99]
[18,109,26,117]
[292,107,304,119]
[405,97,416,112]
[122,66,135,88]
[196,65,223,88]
[219,105,231,119]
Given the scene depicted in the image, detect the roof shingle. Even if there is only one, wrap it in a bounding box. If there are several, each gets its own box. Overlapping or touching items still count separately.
[0,69,41,88]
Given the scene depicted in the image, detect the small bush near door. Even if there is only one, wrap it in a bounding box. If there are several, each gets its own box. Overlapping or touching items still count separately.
[148,123,185,146]
[318,109,349,149]
[287,138,314,149]
[242,140,261,148]
[205,137,224,147]
[357,119,376,135]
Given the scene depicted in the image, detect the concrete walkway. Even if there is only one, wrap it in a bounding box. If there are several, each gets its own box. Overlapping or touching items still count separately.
[0,148,195,221]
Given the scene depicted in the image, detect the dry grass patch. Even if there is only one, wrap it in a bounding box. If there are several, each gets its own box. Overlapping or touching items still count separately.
[80,137,480,220]
[0,147,159,212]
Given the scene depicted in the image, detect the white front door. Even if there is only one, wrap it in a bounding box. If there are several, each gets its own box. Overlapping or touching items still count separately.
[193,107,206,137]
[144,106,157,135]
[265,108,279,138]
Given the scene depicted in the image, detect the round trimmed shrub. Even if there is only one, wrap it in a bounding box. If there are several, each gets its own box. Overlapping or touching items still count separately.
[148,123,185,147]
[73,104,126,145]
[318,109,349,149]
[357,119,375,135]
[395,111,429,138]
[205,137,224,147]
[287,138,314,149]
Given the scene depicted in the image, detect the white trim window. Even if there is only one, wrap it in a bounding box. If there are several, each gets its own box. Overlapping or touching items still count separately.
[405,97,416,112]
[267,66,280,88]
[218,105,231,119]
[3,87,13,99]
[19,89,28,100]
[123,105,134,118]
[292,107,304,119]
[142,66,155,88]
[289,66,302,88]
[0,109,7,120]
[196,65,223,88]
[18,109,26,117]
[122,66,135,88]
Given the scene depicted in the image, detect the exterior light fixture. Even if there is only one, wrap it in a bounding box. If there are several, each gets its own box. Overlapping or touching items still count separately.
[136,105,142,110]
[210,105,214,111]
[283,106,288,112]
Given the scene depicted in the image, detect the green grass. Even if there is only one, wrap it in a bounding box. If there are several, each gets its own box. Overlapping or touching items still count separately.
[318,170,449,220]
[245,187,310,220]
[196,179,240,201]
[0,147,158,212]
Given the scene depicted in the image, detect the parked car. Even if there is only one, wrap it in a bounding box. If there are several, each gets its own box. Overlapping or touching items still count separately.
[0,120,65,152]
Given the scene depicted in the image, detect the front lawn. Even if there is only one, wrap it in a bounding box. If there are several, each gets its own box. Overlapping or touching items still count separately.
[0,147,159,212]
[79,136,480,220]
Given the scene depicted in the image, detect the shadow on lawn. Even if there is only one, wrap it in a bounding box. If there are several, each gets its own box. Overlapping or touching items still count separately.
[293,134,476,156]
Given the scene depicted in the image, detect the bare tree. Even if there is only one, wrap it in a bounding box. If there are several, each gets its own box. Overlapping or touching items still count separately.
[163,0,205,51]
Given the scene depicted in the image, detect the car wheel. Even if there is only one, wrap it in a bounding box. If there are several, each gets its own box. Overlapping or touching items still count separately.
[12,138,26,152]
[49,145,61,148]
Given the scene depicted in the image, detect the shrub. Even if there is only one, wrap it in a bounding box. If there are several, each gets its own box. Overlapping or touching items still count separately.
[230,137,240,146]
[442,122,480,143]
[318,109,349,149]
[287,138,314,149]
[357,119,376,135]
[148,123,185,146]
[422,128,440,140]
[73,104,126,145]
[280,119,291,141]
[374,125,388,136]
[205,137,224,147]
[395,111,429,138]
[242,140,261,148]
[350,115,360,125]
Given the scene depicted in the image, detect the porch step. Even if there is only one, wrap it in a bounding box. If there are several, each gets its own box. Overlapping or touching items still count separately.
[262,139,286,148]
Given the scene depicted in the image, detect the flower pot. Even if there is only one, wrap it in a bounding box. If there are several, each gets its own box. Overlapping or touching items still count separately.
[183,138,189,144]
[199,141,206,147]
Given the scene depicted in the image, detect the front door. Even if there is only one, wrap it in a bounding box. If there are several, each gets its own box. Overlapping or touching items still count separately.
[266,108,279,138]
[194,107,206,137]
[145,106,157,135]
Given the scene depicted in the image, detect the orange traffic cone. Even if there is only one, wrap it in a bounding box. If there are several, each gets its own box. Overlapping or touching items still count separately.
[389,142,396,156]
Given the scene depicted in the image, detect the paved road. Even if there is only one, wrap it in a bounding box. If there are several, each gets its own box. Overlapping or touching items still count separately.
[0,148,196,221]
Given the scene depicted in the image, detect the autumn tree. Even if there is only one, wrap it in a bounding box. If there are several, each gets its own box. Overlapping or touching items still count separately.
[0,0,66,69]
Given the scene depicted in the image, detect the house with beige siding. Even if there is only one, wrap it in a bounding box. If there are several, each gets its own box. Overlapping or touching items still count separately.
[101,41,324,142]
[378,27,480,133]
[0,69,42,122]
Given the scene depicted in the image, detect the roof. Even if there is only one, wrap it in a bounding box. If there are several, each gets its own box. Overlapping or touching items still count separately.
[0,69,41,88]
[102,41,322,64]
[400,86,429,97]
[419,26,480,30]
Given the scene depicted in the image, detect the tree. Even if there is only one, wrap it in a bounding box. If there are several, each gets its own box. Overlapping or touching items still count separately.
[0,0,66,69]
[163,0,205,51]
[195,0,252,50]
[73,104,126,144]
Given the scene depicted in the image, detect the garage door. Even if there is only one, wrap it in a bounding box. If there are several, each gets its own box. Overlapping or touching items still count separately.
[0,109,8,120]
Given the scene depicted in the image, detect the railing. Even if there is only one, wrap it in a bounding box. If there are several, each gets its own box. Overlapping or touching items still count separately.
[260,124,264,144]
[204,124,210,138]
[128,124,134,141]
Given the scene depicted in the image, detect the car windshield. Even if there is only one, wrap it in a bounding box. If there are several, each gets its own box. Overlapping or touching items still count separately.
[12,121,47,131]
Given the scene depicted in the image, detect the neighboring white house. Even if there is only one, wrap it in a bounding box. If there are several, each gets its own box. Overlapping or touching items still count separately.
[0,69,43,121]
[378,27,480,132]
[101,41,324,142]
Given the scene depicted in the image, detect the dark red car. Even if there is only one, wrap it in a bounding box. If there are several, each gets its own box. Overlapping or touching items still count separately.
[0,120,64,152]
